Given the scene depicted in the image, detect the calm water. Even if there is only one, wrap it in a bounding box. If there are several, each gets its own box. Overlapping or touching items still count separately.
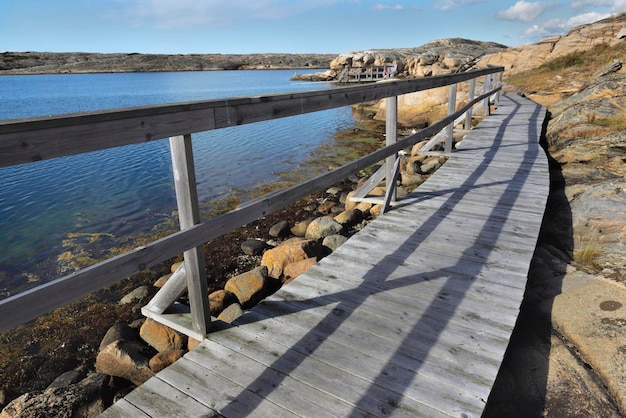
[0,70,354,296]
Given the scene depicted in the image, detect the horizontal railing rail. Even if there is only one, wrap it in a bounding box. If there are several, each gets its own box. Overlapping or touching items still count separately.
[0,66,503,337]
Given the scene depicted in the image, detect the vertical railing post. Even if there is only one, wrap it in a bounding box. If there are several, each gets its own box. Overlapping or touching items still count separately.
[483,74,492,116]
[385,95,398,205]
[170,134,211,338]
[444,83,457,154]
[494,71,503,107]
[465,78,476,130]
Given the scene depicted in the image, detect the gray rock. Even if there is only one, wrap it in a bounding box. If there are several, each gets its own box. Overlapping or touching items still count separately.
[46,367,87,390]
[100,323,139,351]
[241,239,268,256]
[322,235,348,252]
[119,285,148,305]
[269,220,291,238]
[305,217,344,240]
[0,373,108,418]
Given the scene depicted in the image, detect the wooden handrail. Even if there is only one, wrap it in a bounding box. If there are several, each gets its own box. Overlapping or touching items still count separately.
[0,66,503,335]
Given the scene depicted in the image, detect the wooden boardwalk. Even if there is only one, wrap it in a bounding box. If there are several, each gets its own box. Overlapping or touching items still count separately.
[101,93,549,418]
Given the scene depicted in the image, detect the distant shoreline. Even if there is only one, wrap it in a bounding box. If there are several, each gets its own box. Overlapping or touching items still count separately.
[0,51,337,75]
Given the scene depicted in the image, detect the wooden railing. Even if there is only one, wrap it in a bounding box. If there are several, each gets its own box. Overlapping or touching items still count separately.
[0,66,503,339]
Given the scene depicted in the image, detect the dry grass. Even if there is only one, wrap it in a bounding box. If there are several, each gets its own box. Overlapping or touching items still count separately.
[505,43,626,95]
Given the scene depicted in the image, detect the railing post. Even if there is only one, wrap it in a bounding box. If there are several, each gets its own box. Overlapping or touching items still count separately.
[483,74,492,116]
[169,134,211,338]
[494,71,503,107]
[385,95,398,205]
[445,83,457,154]
[465,78,476,130]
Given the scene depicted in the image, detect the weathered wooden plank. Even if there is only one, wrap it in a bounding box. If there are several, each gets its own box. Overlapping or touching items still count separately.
[156,356,296,417]
[203,323,458,417]
[230,309,491,415]
[102,376,217,417]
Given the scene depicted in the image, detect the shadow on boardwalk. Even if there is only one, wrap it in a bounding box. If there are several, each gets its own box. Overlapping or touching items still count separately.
[221,94,546,416]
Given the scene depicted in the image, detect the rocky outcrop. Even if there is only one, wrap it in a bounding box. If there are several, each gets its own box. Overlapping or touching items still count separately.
[478,12,626,75]
[0,52,337,74]
[306,38,507,83]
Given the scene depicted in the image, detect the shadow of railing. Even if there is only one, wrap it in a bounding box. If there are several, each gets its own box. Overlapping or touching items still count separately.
[219,93,546,416]
[483,112,570,417]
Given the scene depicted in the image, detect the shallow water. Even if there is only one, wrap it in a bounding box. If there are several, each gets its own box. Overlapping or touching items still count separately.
[0,70,354,296]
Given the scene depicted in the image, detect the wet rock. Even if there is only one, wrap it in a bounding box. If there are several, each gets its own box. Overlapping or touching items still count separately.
[241,239,268,256]
[305,217,343,240]
[224,266,268,307]
[139,318,187,352]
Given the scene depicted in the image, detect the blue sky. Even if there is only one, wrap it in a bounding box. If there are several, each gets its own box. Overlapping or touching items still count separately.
[1,0,624,54]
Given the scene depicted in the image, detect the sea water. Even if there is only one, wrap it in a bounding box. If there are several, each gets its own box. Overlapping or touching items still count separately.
[0,70,354,297]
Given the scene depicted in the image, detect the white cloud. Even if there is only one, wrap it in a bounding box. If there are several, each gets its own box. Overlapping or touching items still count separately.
[432,0,491,12]
[522,11,613,40]
[373,4,422,11]
[496,1,555,22]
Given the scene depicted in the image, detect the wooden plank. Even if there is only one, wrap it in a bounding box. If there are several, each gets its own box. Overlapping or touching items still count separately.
[103,377,217,417]
[156,356,296,417]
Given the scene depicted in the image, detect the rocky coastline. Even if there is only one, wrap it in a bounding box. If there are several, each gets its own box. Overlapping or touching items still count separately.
[1,12,625,417]
[0,130,451,416]
[0,52,337,75]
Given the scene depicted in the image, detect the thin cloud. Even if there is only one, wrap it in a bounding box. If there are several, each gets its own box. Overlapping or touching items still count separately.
[571,0,626,11]
[432,0,491,12]
[497,1,555,22]
[373,4,422,11]
[522,11,613,40]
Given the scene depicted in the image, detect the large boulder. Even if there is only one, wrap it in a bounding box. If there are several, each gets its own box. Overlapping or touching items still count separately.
[139,318,187,352]
[261,238,323,280]
[96,340,154,386]
[224,266,268,308]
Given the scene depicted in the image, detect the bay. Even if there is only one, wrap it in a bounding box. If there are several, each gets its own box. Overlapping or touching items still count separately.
[0,70,355,297]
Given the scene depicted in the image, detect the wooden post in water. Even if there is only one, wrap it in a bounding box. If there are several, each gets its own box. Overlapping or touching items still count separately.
[169,134,211,337]
[385,95,398,206]
[445,83,457,154]
[465,78,476,130]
